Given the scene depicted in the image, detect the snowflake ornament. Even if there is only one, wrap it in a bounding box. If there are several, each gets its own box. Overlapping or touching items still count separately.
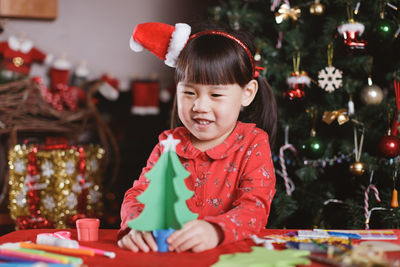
[65,160,75,176]
[88,189,100,203]
[42,195,56,211]
[89,158,99,172]
[66,193,78,209]
[15,190,27,207]
[41,161,55,178]
[72,182,82,194]
[14,158,26,174]
[318,65,343,93]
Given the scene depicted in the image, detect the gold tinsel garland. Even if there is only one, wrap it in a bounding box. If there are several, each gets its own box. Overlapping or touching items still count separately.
[8,144,105,229]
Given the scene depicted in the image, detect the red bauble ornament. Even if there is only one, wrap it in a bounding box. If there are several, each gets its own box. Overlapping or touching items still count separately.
[284,72,310,100]
[378,134,400,158]
[283,86,305,100]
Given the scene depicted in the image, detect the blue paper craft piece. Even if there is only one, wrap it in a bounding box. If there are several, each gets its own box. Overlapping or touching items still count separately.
[153,228,175,252]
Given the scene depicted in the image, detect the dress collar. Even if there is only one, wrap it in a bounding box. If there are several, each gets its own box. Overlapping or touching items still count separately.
[8,35,34,53]
[174,121,255,160]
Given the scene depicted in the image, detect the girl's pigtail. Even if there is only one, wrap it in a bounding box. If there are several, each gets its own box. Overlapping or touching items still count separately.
[246,75,277,147]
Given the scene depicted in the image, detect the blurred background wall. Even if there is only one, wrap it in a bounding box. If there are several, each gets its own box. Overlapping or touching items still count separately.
[3,0,211,89]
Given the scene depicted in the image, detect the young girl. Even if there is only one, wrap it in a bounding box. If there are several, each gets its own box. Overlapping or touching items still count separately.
[118,22,277,253]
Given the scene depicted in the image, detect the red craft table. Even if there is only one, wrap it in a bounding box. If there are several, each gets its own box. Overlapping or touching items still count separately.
[1,229,399,267]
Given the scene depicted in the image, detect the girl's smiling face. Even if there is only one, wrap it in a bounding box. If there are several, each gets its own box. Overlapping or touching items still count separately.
[176,81,257,151]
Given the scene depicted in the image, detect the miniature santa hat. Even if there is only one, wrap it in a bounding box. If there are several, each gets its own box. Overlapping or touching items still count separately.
[98,74,119,101]
[129,22,191,67]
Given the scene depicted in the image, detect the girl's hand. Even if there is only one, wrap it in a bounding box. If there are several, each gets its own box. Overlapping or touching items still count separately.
[117,229,158,252]
[167,220,223,253]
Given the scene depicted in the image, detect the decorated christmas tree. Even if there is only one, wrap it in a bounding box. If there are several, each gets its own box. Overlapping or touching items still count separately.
[207,0,400,229]
[128,134,198,251]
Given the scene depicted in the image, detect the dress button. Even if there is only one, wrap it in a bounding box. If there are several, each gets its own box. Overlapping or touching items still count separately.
[196,200,203,207]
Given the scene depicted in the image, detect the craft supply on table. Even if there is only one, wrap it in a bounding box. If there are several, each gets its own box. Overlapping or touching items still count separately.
[358,241,400,252]
[0,254,37,263]
[37,231,116,258]
[76,218,100,242]
[20,242,95,256]
[326,231,360,239]
[286,241,350,254]
[0,248,64,264]
[260,229,400,266]
[16,248,82,265]
[0,264,76,267]
[78,246,115,258]
[313,229,398,240]
[0,242,83,265]
[37,233,79,248]
[262,232,351,246]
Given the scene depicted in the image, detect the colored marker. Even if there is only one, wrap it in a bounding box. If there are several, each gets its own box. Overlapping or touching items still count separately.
[0,248,62,263]
[0,254,36,263]
[17,248,82,265]
[20,242,95,257]
[79,245,116,258]
[36,233,115,258]
[327,231,361,239]
[0,264,75,267]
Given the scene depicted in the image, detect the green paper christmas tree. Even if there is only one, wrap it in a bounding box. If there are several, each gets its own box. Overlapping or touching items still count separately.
[128,134,198,231]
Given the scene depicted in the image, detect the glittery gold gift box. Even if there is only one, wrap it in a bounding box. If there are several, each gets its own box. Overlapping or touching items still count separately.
[8,144,105,229]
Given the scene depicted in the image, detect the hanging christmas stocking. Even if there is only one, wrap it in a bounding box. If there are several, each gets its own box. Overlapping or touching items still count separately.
[131,80,160,115]
[337,21,367,51]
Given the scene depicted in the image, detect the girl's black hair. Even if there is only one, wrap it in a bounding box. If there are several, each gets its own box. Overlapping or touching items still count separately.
[170,24,277,146]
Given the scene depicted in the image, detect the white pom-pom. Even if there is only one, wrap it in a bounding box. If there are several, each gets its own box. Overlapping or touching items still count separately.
[130,36,144,52]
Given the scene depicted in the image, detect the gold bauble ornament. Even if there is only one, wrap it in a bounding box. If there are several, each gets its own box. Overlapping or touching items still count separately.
[349,161,366,176]
[360,84,383,105]
[310,0,325,15]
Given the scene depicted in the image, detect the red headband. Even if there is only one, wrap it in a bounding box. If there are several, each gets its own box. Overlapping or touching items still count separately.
[188,30,259,78]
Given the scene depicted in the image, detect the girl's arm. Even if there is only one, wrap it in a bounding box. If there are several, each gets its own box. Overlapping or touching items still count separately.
[204,133,276,245]
[118,142,162,239]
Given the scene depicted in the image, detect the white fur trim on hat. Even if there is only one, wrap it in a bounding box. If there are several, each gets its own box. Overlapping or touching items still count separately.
[287,75,311,87]
[131,106,159,115]
[164,23,191,67]
[75,66,89,77]
[44,54,53,65]
[99,81,119,101]
[53,57,71,70]
[130,36,144,52]
[337,22,365,35]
